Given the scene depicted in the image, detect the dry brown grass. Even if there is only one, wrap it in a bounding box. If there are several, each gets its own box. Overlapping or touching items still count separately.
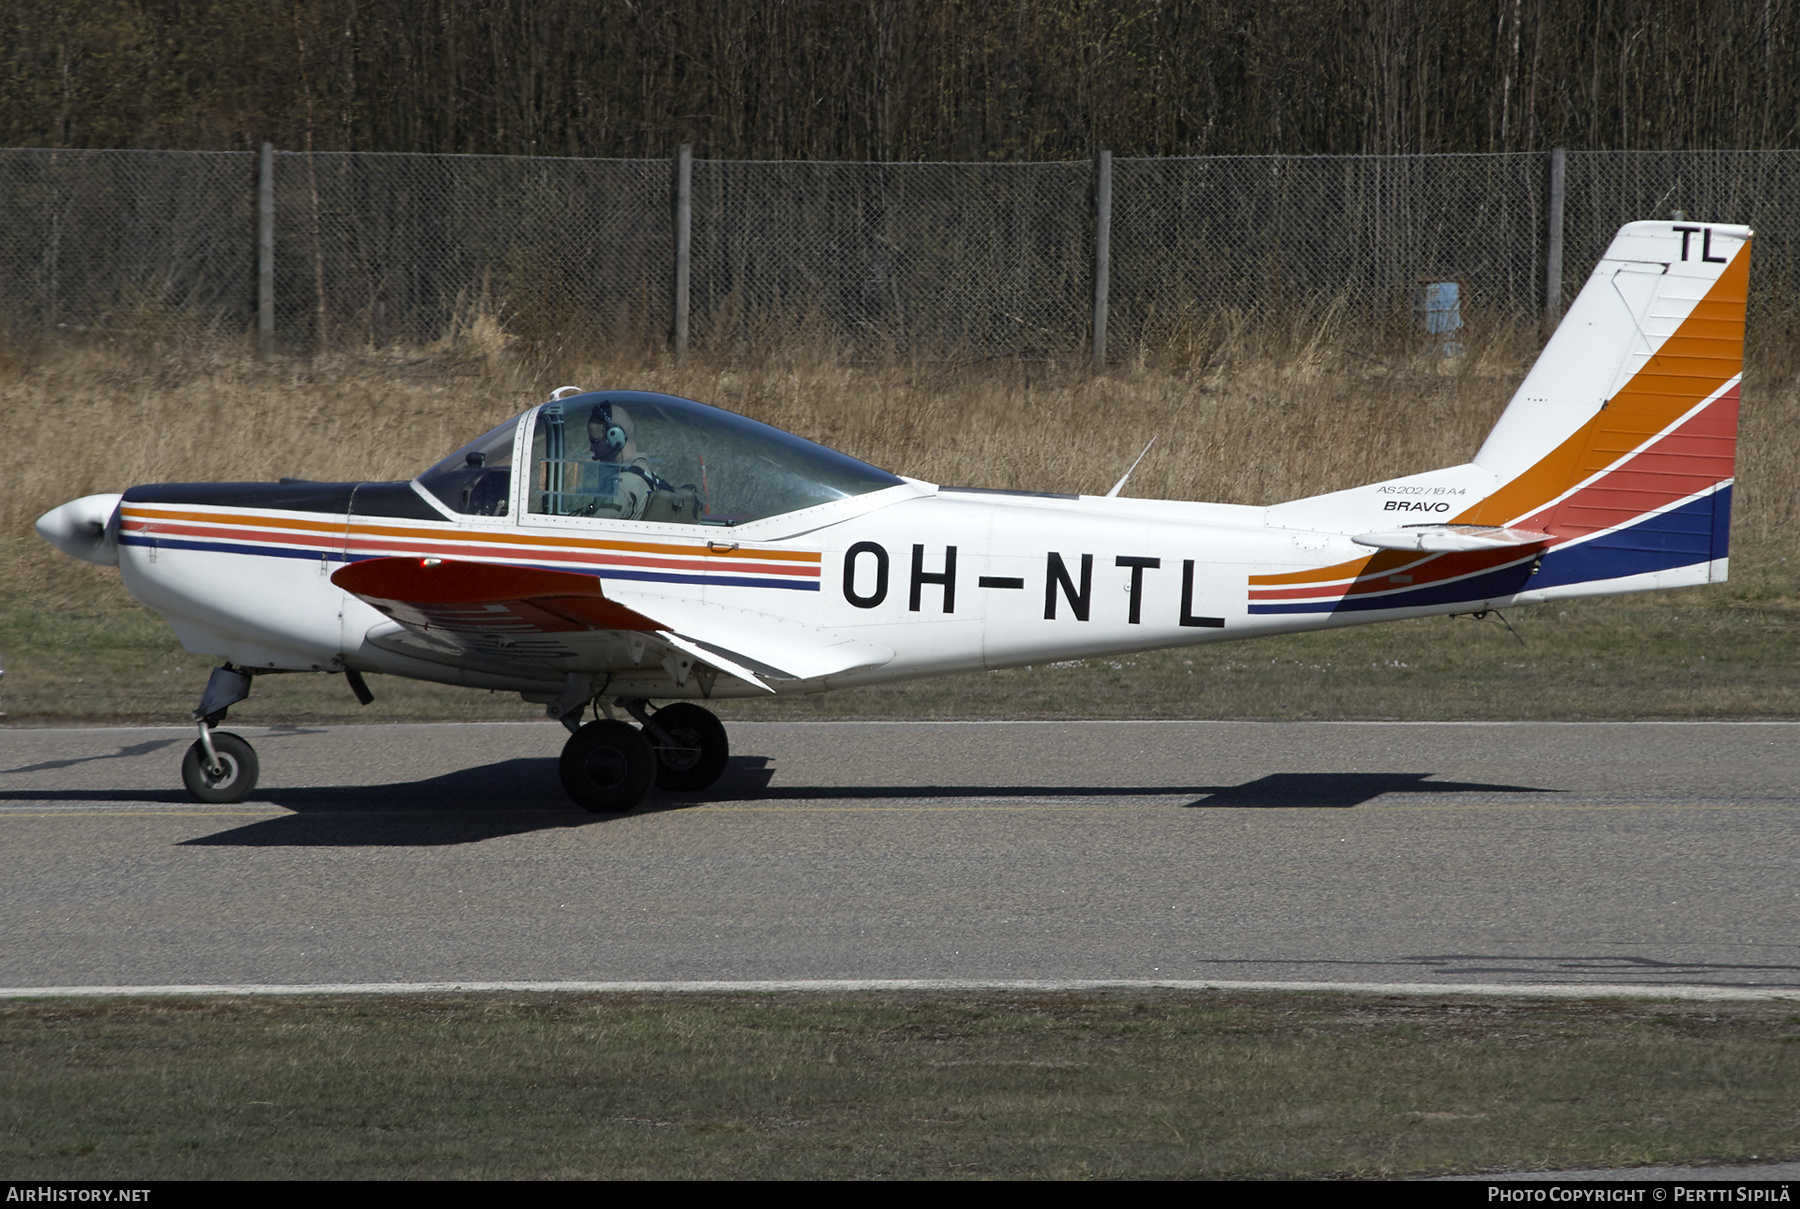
[6,314,1799,608]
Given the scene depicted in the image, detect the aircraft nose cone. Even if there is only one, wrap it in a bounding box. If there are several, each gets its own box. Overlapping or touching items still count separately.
[36,494,123,566]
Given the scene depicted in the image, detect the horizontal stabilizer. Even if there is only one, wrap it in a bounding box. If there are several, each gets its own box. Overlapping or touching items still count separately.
[1351,525,1554,553]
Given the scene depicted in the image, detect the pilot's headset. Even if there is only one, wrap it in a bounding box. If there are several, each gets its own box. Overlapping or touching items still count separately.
[590,401,627,457]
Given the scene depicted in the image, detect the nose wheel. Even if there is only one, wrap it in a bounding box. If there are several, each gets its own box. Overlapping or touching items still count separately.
[181,730,260,803]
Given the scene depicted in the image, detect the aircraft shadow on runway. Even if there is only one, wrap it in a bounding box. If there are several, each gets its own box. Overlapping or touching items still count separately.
[1,737,186,775]
[137,759,1557,847]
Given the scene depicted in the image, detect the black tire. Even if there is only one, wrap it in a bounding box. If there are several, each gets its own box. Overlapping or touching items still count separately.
[180,732,260,804]
[560,719,655,813]
[645,703,729,792]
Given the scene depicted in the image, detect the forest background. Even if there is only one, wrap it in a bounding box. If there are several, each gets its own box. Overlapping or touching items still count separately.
[2,0,1795,161]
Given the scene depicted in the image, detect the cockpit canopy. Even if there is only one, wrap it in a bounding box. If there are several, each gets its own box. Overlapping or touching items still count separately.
[416,390,903,525]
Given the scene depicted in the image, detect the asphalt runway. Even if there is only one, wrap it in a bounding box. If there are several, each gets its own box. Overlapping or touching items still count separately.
[2,720,1797,992]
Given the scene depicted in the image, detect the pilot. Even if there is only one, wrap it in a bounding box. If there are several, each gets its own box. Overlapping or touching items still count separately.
[581,401,654,520]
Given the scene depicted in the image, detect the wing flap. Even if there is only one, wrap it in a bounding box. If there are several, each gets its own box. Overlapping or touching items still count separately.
[655,631,781,692]
[604,588,897,683]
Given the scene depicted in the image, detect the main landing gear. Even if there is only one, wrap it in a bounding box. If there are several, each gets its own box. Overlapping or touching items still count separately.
[557,699,730,813]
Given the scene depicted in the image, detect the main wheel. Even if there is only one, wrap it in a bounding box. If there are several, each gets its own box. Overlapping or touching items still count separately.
[645,703,729,791]
[180,732,260,803]
[559,719,655,813]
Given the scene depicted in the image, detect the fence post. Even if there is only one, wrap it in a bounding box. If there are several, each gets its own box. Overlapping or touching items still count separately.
[1544,146,1566,334]
[258,143,275,361]
[672,144,692,362]
[1092,150,1112,370]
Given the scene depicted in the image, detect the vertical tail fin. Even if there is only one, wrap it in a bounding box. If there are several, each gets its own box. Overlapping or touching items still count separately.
[1255,221,1750,617]
[1461,220,1749,594]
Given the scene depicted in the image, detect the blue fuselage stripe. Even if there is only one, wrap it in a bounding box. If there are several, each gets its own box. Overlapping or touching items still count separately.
[1527,488,1724,590]
[121,534,345,562]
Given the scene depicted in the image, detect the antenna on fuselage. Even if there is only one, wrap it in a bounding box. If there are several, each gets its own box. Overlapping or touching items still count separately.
[1103,438,1157,499]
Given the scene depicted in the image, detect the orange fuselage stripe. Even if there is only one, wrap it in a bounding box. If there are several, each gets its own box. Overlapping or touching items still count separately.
[124,517,822,577]
[119,505,822,563]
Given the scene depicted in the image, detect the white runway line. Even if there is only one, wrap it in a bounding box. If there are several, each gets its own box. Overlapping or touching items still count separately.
[14,719,1800,735]
[3,978,1797,1001]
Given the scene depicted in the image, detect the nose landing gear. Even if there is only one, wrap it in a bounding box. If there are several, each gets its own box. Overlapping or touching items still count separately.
[181,665,259,803]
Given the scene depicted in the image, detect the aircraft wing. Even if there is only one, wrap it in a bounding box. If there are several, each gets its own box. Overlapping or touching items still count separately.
[332,557,893,690]
[1350,525,1554,553]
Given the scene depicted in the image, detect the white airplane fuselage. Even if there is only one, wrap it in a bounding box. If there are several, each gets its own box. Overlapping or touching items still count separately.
[111,487,1328,699]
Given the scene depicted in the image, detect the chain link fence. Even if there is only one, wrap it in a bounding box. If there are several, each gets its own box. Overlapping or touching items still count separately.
[1112,153,1551,347]
[2,147,1797,357]
[277,152,673,350]
[0,149,252,337]
[1565,150,1800,323]
[689,159,1093,356]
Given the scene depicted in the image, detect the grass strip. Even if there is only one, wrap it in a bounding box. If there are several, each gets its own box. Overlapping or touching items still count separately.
[3,990,1797,1179]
